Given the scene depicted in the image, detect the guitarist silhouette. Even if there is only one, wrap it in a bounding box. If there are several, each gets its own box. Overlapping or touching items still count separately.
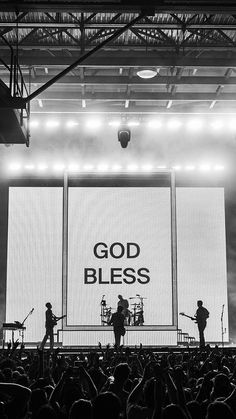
[195,300,209,348]
[180,300,209,348]
[40,302,65,350]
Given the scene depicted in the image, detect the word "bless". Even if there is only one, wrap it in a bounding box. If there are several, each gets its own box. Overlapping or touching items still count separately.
[84,242,150,284]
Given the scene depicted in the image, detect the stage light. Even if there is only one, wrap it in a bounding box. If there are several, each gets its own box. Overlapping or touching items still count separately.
[66,120,79,128]
[108,120,121,127]
[111,164,122,172]
[24,164,35,170]
[127,121,140,127]
[46,120,60,128]
[147,120,162,129]
[67,163,80,172]
[186,119,203,131]
[8,163,21,172]
[167,119,182,130]
[97,164,109,172]
[141,164,154,172]
[214,165,225,171]
[30,120,39,128]
[199,164,211,171]
[53,163,65,172]
[83,164,95,172]
[118,126,131,148]
[157,165,167,169]
[127,164,138,172]
[85,119,102,129]
[37,164,48,171]
[210,120,224,130]
[185,165,195,171]
[229,120,236,131]
[172,165,182,171]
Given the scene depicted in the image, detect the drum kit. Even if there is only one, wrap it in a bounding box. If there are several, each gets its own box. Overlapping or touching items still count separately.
[100,295,146,326]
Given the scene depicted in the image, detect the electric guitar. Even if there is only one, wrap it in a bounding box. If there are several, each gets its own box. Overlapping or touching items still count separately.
[179,312,197,323]
[52,315,66,326]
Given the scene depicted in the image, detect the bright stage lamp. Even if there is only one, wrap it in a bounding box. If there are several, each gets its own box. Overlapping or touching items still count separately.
[37,164,48,172]
[85,119,102,129]
[83,164,94,172]
[8,163,21,172]
[66,120,79,128]
[147,120,162,129]
[210,120,224,130]
[127,164,138,172]
[111,164,122,172]
[30,120,39,128]
[67,164,80,172]
[172,165,182,171]
[127,121,140,127]
[167,119,182,130]
[141,164,153,172]
[186,119,203,131]
[109,120,121,127]
[46,120,60,128]
[97,164,109,172]
[25,164,35,170]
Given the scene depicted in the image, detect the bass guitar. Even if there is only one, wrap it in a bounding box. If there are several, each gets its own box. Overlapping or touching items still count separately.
[179,312,197,323]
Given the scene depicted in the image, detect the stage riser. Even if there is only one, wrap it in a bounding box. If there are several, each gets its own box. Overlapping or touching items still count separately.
[61,330,177,346]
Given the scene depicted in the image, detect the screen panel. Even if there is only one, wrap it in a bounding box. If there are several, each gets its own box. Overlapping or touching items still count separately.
[67,187,173,326]
[6,187,63,342]
[177,187,228,342]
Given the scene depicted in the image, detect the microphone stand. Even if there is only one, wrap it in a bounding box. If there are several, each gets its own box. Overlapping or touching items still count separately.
[100,296,106,326]
[221,304,225,348]
[20,308,34,346]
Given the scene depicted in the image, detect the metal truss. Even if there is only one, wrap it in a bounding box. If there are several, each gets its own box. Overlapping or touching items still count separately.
[1,11,236,51]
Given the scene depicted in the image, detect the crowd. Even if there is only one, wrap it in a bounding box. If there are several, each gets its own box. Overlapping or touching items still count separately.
[0,341,236,418]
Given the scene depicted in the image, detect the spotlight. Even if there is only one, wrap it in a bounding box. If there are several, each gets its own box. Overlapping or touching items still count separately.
[118,126,131,148]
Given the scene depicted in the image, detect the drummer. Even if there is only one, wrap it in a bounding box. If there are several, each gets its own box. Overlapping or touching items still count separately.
[117,295,130,325]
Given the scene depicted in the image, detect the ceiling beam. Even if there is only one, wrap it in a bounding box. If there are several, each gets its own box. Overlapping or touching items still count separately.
[1,54,236,67]
[2,22,236,30]
[2,75,236,86]
[1,1,236,14]
[33,91,236,101]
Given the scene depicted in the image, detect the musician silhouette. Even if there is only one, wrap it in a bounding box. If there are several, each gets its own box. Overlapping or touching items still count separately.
[195,300,209,348]
[40,302,59,350]
[108,305,125,348]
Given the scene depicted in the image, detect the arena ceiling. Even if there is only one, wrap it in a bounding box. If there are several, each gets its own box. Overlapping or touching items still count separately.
[1,1,236,117]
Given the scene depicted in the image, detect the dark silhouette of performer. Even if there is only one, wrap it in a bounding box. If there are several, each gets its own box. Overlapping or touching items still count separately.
[40,302,59,350]
[195,300,209,348]
[108,305,125,347]
[117,294,130,325]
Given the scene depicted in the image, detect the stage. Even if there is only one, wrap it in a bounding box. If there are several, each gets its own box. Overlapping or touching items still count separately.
[0,172,229,348]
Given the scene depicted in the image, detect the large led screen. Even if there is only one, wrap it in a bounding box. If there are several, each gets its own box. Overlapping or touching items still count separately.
[67,187,173,326]
[177,188,228,342]
[6,187,63,342]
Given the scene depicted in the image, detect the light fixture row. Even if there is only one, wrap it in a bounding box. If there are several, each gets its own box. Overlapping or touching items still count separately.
[29,118,236,132]
[7,162,225,173]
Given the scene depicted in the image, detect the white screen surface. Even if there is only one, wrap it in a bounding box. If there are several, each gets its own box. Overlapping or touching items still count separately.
[177,188,228,342]
[67,187,173,326]
[6,188,63,342]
